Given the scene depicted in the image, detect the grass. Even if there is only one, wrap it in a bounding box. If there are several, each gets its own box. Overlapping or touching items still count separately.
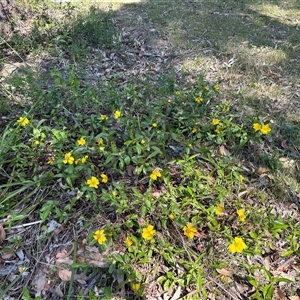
[0,0,300,299]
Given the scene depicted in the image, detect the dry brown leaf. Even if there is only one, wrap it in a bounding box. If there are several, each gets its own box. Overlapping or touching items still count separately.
[219,145,229,156]
[0,224,6,244]
[281,140,288,149]
[257,167,269,174]
[275,288,287,300]
[290,296,300,300]
[216,268,233,276]
[1,253,14,259]
[55,249,68,258]
[58,269,72,281]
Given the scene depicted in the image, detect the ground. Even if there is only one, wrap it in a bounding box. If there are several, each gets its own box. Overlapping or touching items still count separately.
[0,0,300,299]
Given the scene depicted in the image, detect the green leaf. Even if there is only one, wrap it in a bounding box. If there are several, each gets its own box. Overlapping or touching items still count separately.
[281,249,294,257]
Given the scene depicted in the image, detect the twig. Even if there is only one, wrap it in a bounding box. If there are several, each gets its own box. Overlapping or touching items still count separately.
[208,275,241,300]
[66,239,77,300]
[6,220,42,230]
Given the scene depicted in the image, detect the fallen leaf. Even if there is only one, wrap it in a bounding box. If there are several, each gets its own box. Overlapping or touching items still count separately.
[56,249,68,258]
[216,268,233,276]
[257,167,269,174]
[219,145,229,156]
[58,269,72,281]
[0,224,6,244]
[290,297,300,300]
[281,140,288,149]
[275,288,287,300]
[170,286,181,300]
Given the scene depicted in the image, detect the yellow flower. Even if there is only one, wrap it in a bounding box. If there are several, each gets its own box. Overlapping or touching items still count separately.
[132,283,141,293]
[81,155,88,163]
[169,214,175,220]
[114,110,121,119]
[77,137,86,146]
[47,157,55,165]
[87,176,99,188]
[204,86,209,91]
[175,91,181,95]
[215,125,221,134]
[63,152,74,165]
[142,225,156,240]
[228,237,247,253]
[192,127,197,133]
[141,139,145,145]
[216,204,223,216]
[152,123,158,128]
[34,141,40,146]
[99,146,105,151]
[112,190,117,196]
[237,209,246,222]
[93,229,106,245]
[101,114,108,121]
[214,84,220,91]
[253,123,261,131]
[100,173,108,183]
[212,118,220,125]
[195,97,203,103]
[97,138,104,145]
[167,99,172,103]
[150,169,162,180]
[260,124,271,135]
[239,174,244,183]
[125,236,133,247]
[17,117,29,127]
[183,223,197,239]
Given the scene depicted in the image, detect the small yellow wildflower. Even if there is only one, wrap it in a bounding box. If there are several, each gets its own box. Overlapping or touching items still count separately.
[212,118,220,125]
[204,86,209,91]
[132,283,142,293]
[183,223,197,239]
[142,225,156,240]
[100,173,108,183]
[152,123,158,128]
[101,114,108,121]
[237,209,246,222]
[34,141,40,146]
[228,237,247,253]
[253,123,261,131]
[99,146,105,151]
[125,236,133,247]
[260,124,271,135]
[239,174,244,183]
[216,204,223,216]
[195,97,203,103]
[114,110,121,119]
[214,84,220,91]
[112,190,117,196]
[97,138,104,145]
[141,139,145,145]
[47,157,55,165]
[192,127,197,133]
[63,152,74,165]
[150,169,162,180]
[81,155,88,163]
[17,117,29,127]
[167,99,172,103]
[93,229,106,245]
[169,214,175,220]
[87,176,99,188]
[77,137,86,146]
[175,91,181,95]
[215,125,221,134]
